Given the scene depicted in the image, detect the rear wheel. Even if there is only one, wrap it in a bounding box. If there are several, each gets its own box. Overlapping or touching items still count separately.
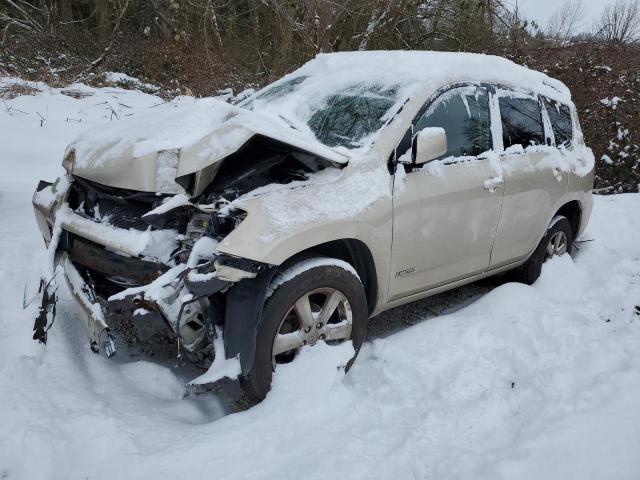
[512,215,573,285]
[241,258,368,402]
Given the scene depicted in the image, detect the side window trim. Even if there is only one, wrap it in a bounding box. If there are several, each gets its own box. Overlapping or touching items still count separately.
[539,95,555,147]
[488,86,504,154]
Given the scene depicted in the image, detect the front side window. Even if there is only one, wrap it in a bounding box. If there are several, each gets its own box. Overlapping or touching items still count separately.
[543,98,573,147]
[415,87,492,160]
[499,96,545,149]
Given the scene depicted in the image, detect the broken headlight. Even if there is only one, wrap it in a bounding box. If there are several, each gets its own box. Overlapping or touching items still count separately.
[62,149,76,173]
[210,208,247,238]
[182,207,247,253]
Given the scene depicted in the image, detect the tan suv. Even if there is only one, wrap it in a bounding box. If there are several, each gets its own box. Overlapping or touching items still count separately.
[31,51,594,401]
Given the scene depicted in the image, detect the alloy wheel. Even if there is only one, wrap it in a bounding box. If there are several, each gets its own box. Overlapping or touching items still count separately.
[545,230,568,261]
[271,287,353,366]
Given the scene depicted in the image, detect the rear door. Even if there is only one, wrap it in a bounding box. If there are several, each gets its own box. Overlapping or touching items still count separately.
[489,90,569,267]
[388,85,504,302]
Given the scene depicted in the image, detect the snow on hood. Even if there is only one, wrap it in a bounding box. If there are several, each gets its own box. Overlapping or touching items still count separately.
[67,97,347,193]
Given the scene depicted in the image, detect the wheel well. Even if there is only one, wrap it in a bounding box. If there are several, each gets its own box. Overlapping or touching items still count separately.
[281,239,378,315]
[555,201,581,239]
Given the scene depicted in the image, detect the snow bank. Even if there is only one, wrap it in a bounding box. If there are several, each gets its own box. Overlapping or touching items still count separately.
[4,189,640,480]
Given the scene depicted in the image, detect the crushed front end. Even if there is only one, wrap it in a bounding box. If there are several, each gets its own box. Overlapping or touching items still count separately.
[30,173,262,368]
[29,114,345,387]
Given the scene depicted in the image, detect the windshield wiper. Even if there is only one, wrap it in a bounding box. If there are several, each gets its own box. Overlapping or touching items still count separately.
[278,114,300,131]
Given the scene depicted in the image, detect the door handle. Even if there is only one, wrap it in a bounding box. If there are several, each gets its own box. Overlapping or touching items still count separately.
[484,176,504,192]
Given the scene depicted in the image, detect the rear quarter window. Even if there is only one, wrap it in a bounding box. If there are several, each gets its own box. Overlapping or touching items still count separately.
[543,98,573,147]
[499,96,545,149]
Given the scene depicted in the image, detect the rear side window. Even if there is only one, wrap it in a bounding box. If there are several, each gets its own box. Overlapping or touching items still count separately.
[499,96,545,149]
[543,98,573,147]
[415,87,492,159]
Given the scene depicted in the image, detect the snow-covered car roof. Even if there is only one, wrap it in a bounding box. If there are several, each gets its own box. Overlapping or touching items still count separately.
[293,50,569,102]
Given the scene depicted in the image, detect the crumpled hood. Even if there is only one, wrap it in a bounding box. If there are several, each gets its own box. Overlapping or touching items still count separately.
[67,97,348,194]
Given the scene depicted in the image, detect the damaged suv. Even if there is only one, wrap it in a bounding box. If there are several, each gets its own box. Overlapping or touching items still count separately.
[31,51,594,401]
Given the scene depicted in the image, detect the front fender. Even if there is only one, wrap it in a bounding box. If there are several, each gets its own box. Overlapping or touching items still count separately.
[215,165,393,267]
[219,216,363,266]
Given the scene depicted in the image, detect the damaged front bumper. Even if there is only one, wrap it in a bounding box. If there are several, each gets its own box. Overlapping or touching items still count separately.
[31,176,213,357]
[30,175,269,374]
[58,252,116,356]
[31,177,119,356]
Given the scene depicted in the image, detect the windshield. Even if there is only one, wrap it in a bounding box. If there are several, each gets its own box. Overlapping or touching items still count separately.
[244,77,405,150]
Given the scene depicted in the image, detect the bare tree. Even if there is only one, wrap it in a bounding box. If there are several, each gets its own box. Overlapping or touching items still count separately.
[89,0,131,69]
[0,0,46,36]
[594,0,640,44]
[547,0,585,45]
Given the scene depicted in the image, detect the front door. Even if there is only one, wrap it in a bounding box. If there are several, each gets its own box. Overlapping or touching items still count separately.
[388,85,504,302]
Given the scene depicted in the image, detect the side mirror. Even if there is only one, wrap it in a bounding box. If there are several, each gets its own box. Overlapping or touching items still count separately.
[414,127,447,165]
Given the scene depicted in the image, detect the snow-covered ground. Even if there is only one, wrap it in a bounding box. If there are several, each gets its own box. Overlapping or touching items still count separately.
[1,78,640,480]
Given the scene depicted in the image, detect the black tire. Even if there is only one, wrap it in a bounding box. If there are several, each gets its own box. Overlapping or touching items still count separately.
[512,215,573,285]
[241,258,368,402]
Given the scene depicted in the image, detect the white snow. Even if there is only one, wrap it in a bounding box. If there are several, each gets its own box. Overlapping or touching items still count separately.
[70,97,238,169]
[600,96,622,109]
[244,51,570,156]
[155,150,185,194]
[68,93,347,183]
[188,326,241,385]
[418,125,447,140]
[602,154,614,165]
[108,264,187,302]
[393,162,408,193]
[279,50,571,105]
[236,166,343,200]
[266,257,361,299]
[186,236,219,268]
[231,161,391,234]
[53,202,180,262]
[1,76,640,480]
[143,193,192,217]
[103,71,160,92]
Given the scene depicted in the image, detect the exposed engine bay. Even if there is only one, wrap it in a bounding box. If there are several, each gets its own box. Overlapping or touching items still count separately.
[30,136,342,380]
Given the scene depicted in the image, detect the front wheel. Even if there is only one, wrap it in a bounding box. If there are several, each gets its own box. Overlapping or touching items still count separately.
[241,258,368,402]
[512,215,573,285]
